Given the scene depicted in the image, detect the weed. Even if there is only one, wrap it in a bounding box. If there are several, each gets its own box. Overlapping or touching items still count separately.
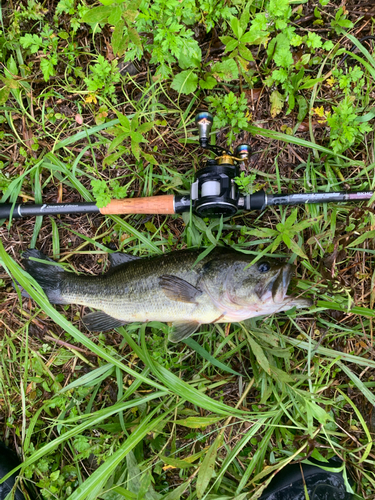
[206,91,250,144]
[0,1,375,499]
[84,55,121,103]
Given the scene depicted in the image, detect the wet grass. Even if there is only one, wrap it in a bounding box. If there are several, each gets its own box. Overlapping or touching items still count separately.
[0,0,375,499]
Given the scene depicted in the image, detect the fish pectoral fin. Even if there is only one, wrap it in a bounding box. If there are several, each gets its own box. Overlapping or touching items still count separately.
[108,252,141,269]
[159,275,202,303]
[168,321,201,343]
[82,311,127,332]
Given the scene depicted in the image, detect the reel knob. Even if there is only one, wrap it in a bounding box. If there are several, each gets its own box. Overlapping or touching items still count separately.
[234,144,251,160]
[195,111,213,148]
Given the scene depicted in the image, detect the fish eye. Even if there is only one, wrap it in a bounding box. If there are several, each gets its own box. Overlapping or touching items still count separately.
[258,261,271,273]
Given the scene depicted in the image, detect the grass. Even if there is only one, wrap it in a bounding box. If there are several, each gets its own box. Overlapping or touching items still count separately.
[0,0,375,499]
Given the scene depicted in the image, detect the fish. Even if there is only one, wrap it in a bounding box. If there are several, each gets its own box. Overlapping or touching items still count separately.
[21,248,311,343]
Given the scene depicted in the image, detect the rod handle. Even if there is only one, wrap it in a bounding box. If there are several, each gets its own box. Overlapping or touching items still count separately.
[99,195,176,215]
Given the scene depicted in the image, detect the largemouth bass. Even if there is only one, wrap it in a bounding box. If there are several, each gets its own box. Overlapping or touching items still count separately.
[22,248,311,342]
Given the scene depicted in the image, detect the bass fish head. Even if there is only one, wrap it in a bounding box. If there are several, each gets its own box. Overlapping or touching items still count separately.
[204,253,311,318]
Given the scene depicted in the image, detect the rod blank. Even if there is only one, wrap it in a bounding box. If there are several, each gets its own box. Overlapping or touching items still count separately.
[0,202,100,219]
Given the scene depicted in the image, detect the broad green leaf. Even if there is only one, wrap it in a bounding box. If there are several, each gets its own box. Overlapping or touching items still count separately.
[175,417,223,428]
[108,4,122,24]
[239,45,254,61]
[127,451,161,500]
[355,108,375,123]
[141,152,158,164]
[270,90,284,118]
[230,17,242,39]
[161,455,196,469]
[138,122,154,133]
[108,131,129,153]
[0,87,10,105]
[128,27,142,50]
[288,239,308,259]
[211,59,238,81]
[199,76,217,90]
[247,336,270,374]
[305,400,332,425]
[112,20,128,55]
[283,208,298,229]
[117,112,130,129]
[297,95,308,122]
[130,131,144,143]
[220,35,235,46]
[179,49,201,69]
[282,232,291,247]
[196,437,222,499]
[171,70,198,95]
[299,77,324,89]
[221,36,238,53]
[240,5,250,29]
[81,5,111,23]
[7,55,18,76]
[161,481,190,500]
[241,31,260,44]
[347,229,375,248]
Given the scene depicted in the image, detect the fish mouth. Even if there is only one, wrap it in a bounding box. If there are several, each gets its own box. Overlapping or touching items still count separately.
[271,264,312,310]
[271,265,294,302]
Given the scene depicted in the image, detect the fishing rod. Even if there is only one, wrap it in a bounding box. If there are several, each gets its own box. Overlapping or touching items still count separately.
[1,111,373,220]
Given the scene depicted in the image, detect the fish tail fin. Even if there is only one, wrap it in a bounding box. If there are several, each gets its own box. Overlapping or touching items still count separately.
[22,249,68,304]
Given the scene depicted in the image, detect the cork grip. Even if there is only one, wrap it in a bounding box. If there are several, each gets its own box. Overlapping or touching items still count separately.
[99,195,175,215]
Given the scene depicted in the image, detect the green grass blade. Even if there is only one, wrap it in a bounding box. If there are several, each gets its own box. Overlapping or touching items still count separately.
[183,337,241,376]
[245,124,355,162]
[67,405,171,500]
[54,118,121,150]
[0,393,167,484]
[121,326,245,416]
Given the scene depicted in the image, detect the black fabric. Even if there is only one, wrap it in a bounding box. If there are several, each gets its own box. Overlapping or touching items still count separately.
[259,461,354,500]
[0,442,26,500]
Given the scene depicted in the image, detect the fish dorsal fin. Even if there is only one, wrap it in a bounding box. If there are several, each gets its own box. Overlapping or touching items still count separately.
[159,275,202,303]
[108,252,141,268]
[82,311,127,331]
[168,321,201,343]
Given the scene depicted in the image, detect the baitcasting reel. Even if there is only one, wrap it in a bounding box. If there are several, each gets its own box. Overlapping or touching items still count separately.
[190,112,265,217]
